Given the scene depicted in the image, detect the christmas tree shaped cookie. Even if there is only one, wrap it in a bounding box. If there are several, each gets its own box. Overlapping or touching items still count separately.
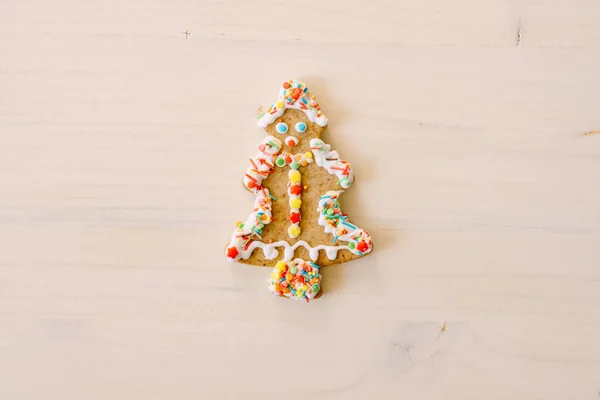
[225,79,373,301]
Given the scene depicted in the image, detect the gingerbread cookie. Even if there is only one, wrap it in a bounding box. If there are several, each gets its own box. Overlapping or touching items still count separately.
[225,79,373,301]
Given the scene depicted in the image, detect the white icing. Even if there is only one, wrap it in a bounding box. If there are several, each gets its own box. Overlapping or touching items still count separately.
[242,135,281,191]
[257,79,328,128]
[273,151,314,239]
[310,138,354,189]
[287,169,302,238]
[284,136,299,147]
[242,240,347,262]
[226,136,282,262]
[316,191,373,256]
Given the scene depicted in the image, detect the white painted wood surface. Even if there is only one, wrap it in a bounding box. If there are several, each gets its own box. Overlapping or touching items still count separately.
[1,1,600,398]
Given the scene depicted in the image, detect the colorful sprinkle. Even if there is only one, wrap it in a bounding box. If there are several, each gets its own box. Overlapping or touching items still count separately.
[257,80,329,128]
[342,221,356,229]
[357,241,369,253]
[317,191,373,257]
[288,225,301,238]
[268,259,322,301]
[290,198,302,209]
[309,138,354,189]
[226,247,238,259]
[290,212,301,224]
[289,170,301,184]
[289,185,302,195]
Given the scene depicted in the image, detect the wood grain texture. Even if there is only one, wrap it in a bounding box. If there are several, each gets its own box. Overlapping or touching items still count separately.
[1,1,599,399]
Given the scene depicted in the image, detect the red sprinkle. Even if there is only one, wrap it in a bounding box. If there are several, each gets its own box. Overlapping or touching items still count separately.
[226,247,238,259]
[357,241,369,253]
[290,212,301,224]
[289,185,302,196]
[263,160,274,169]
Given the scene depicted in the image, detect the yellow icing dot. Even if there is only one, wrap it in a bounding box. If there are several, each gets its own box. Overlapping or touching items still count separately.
[275,261,287,271]
[289,198,302,209]
[305,152,312,159]
[289,170,301,184]
[288,225,301,238]
[276,101,284,108]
